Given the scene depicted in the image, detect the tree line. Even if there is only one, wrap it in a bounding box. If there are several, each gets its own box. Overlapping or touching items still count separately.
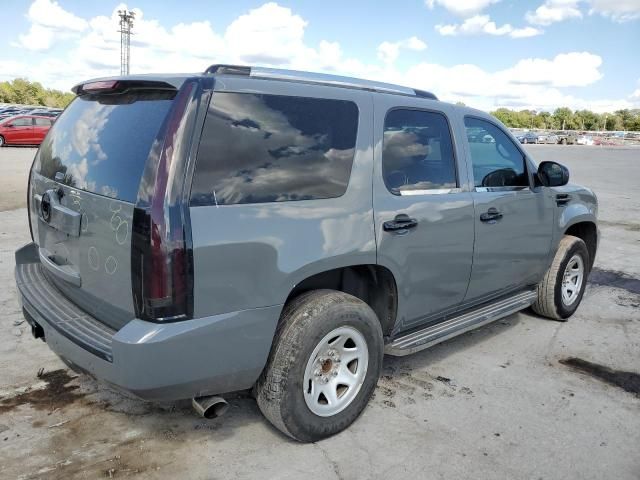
[0,78,75,109]
[490,106,640,132]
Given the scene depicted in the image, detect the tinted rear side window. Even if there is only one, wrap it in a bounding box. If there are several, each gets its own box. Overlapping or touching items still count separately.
[191,93,359,206]
[33,91,176,202]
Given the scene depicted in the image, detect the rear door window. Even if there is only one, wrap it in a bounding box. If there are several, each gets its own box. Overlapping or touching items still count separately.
[191,93,359,206]
[33,90,176,202]
[382,109,457,194]
[34,118,52,126]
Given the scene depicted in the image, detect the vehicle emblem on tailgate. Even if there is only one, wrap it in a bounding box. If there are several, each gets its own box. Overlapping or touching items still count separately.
[41,192,52,223]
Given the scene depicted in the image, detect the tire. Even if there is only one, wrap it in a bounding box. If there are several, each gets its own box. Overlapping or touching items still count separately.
[0,136,5,147]
[532,235,590,321]
[561,138,567,145]
[523,138,528,144]
[255,289,383,442]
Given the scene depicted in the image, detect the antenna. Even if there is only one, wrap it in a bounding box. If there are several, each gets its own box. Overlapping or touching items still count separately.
[118,10,135,75]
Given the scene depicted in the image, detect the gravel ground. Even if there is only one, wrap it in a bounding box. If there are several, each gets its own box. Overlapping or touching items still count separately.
[0,145,638,480]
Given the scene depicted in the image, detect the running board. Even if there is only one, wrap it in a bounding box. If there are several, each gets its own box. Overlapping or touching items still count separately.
[385,290,537,356]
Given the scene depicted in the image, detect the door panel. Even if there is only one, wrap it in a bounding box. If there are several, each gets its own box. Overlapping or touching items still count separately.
[462,116,554,302]
[465,189,554,301]
[6,117,33,143]
[373,99,474,331]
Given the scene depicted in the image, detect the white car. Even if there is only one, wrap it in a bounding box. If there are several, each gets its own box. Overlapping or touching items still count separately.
[576,135,594,146]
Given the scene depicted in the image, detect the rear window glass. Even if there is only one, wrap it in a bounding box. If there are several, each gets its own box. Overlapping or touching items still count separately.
[190,93,359,206]
[33,91,175,202]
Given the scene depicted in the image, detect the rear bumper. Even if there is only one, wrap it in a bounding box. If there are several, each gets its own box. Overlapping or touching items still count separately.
[15,242,282,401]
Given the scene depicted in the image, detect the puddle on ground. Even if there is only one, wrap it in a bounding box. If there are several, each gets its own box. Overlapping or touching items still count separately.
[560,357,640,397]
[589,268,640,295]
[0,369,84,414]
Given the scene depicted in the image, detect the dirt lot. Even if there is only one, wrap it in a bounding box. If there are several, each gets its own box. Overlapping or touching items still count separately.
[0,145,638,480]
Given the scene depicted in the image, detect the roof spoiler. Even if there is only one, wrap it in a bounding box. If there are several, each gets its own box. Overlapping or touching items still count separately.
[72,79,177,95]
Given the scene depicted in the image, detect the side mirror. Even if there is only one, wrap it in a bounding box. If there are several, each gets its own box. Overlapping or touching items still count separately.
[537,161,569,187]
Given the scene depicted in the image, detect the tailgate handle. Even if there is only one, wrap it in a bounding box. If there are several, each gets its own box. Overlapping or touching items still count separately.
[39,248,82,287]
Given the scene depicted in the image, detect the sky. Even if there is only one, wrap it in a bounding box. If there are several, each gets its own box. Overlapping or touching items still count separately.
[1,0,639,113]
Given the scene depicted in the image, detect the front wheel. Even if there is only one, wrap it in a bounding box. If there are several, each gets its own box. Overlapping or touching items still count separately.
[255,290,383,442]
[532,235,589,320]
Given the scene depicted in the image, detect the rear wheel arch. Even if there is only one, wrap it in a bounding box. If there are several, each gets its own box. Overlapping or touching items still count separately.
[283,265,398,338]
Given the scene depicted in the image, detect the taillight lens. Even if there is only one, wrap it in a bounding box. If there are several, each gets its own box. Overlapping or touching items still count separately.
[132,81,198,321]
[81,80,119,93]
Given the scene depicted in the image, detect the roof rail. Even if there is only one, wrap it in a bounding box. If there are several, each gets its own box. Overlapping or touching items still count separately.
[203,64,438,100]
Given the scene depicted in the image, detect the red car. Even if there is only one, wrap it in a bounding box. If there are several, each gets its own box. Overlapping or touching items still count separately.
[0,115,54,147]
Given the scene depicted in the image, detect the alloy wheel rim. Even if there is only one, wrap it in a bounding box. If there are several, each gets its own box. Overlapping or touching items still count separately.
[561,254,584,306]
[303,326,369,417]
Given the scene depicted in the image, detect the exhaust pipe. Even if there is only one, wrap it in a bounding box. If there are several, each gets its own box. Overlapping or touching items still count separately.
[192,396,229,419]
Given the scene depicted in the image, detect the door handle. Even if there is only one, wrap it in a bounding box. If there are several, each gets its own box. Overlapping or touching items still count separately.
[480,207,503,223]
[383,214,418,233]
[39,247,82,287]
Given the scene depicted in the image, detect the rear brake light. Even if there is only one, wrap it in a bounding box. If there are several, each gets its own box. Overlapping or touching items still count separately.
[81,80,119,92]
[131,81,198,322]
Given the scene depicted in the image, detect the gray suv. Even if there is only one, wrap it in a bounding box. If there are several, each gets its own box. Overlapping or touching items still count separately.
[15,65,598,442]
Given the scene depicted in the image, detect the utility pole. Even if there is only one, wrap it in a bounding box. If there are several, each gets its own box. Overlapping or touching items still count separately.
[118,10,135,75]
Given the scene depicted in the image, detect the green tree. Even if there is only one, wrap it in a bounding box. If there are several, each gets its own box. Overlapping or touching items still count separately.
[0,78,74,108]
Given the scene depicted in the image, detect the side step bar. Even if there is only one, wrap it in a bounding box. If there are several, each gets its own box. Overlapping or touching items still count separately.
[385,290,537,356]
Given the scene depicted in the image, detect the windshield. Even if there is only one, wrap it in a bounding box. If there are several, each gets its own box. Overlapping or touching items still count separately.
[33,90,176,203]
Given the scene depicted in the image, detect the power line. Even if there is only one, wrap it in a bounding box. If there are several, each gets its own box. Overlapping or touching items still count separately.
[118,10,135,76]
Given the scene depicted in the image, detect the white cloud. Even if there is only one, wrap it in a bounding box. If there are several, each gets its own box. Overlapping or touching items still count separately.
[436,15,543,37]
[510,26,544,37]
[225,2,308,65]
[504,52,603,87]
[526,0,640,25]
[526,0,583,26]
[587,0,640,22]
[377,36,427,63]
[14,0,88,51]
[425,0,500,17]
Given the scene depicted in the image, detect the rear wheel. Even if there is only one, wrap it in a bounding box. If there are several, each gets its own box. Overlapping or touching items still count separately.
[255,290,383,442]
[561,138,567,145]
[0,135,5,147]
[532,235,589,321]
[523,138,528,144]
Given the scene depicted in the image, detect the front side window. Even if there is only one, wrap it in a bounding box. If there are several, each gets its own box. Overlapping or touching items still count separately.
[191,93,359,206]
[11,118,32,127]
[465,117,528,188]
[382,109,457,195]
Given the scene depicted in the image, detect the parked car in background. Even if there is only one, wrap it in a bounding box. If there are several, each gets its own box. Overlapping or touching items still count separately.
[14,65,599,442]
[541,133,559,144]
[0,115,53,146]
[576,135,594,146]
[555,131,577,145]
[516,131,538,144]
